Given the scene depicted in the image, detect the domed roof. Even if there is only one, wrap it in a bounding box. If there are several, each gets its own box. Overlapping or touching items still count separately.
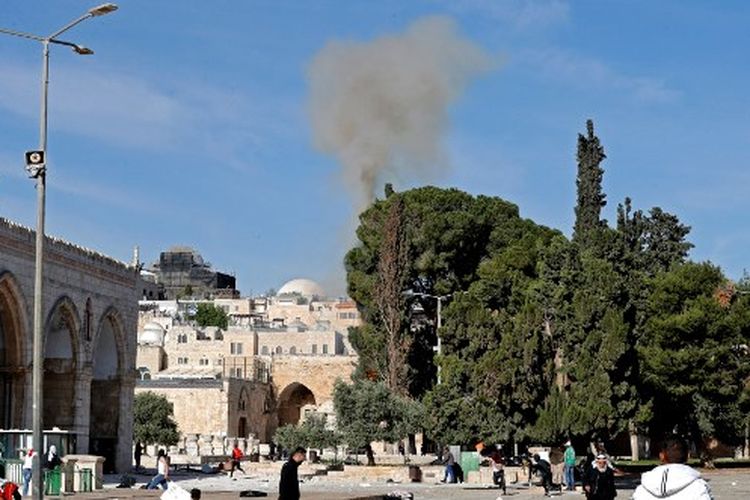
[277,278,325,298]
[139,322,165,346]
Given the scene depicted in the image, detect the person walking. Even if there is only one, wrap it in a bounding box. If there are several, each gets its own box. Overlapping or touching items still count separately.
[488,447,506,495]
[146,449,169,490]
[134,442,143,471]
[532,453,553,496]
[564,440,577,491]
[440,446,456,483]
[632,438,713,499]
[584,453,617,500]
[279,447,306,500]
[230,441,245,479]
[22,448,34,496]
[550,444,565,488]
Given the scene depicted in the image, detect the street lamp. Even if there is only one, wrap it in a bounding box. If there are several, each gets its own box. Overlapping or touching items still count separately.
[404,291,457,385]
[0,4,117,499]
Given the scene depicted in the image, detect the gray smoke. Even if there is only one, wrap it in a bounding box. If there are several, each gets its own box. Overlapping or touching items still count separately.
[308,16,492,209]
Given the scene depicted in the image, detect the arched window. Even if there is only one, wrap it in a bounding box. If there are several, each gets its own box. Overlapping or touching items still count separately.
[261,346,269,355]
[275,346,282,355]
[289,346,297,355]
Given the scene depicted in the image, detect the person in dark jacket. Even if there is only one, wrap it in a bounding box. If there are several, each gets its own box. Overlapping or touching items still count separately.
[44,445,62,470]
[532,454,553,496]
[278,447,306,500]
[584,453,617,500]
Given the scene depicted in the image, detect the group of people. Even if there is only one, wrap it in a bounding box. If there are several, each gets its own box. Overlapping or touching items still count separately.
[21,445,61,496]
[137,436,712,500]
[144,442,306,500]
[528,437,713,499]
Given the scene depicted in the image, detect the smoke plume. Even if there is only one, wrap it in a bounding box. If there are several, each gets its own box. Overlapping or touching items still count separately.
[308,16,491,209]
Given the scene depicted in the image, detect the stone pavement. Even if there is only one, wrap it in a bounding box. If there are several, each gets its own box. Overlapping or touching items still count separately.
[65,468,750,499]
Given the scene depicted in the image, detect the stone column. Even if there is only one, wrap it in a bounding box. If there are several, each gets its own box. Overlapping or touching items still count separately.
[116,376,136,473]
[73,364,93,454]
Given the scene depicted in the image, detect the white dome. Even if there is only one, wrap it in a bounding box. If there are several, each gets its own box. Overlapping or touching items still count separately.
[139,322,165,346]
[277,278,325,298]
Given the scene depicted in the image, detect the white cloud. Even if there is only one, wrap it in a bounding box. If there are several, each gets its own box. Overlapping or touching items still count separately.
[0,59,296,172]
[518,47,681,103]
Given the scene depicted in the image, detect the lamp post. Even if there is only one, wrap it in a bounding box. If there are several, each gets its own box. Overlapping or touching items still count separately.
[404,291,455,385]
[0,5,117,499]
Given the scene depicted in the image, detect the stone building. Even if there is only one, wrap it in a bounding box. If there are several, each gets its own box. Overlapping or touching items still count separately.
[135,377,274,442]
[0,218,137,473]
[135,280,360,448]
[148,246,237,300]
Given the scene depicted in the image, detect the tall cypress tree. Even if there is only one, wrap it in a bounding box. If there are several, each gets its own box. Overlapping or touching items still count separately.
[573,120,607,245]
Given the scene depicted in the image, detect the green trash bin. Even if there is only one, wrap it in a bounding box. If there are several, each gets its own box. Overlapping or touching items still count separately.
[460,451,480,478]
[79,469,92,493]
[44,467,62,495]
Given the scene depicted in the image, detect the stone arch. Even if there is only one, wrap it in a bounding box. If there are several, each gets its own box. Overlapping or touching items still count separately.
[236,386,250,438]
[91,307,126,378]
[43,295,80,432]
[277,382,316,427]
[0,271,27,427]
[89,306,126,473]
[238,386,249,411]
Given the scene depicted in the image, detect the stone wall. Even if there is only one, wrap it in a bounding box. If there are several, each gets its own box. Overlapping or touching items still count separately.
[0,217,137,472]
[270,355,357,408]
[256,329,342,356]
[135,377,274,441]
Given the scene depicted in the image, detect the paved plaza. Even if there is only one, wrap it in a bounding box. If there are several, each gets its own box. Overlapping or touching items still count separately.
[66,468,750,499]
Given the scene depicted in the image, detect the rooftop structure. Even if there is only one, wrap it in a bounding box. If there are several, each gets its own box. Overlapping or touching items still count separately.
[148,246,237,300]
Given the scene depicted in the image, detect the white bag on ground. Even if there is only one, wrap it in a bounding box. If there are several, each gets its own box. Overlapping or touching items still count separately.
[160,481,192,500]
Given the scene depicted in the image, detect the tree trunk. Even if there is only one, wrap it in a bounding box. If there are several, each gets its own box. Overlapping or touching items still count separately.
[375,196,411,395]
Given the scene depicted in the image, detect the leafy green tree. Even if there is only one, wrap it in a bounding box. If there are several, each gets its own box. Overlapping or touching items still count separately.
[333,379,424,465]
[194,303,229,329]
[346,186,554,396]
[425,223,558,444]
[638,263,750,454]
[274,414,341,453]
[573,119,607,246]
[133,392,180,447]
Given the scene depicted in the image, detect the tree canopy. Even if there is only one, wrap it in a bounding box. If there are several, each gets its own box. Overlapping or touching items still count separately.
[342,120,749,456]
[133,392,180,447]
[333,379,423,452]
[194,303,229,329]
[274,414,341,453]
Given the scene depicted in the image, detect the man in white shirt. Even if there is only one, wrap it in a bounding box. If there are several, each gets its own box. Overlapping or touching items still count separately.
[632,438,713,500]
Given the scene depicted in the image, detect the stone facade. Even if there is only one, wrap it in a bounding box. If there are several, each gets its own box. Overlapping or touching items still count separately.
[134,377,274,441]
[0,217,137,473]
[135,292,360,446]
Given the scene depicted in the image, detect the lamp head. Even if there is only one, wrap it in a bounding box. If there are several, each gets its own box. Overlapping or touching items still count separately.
[88,3,118,16]
[73,45,94,55]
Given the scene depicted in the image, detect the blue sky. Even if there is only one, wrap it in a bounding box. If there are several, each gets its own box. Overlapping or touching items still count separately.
[1,1,748,295]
